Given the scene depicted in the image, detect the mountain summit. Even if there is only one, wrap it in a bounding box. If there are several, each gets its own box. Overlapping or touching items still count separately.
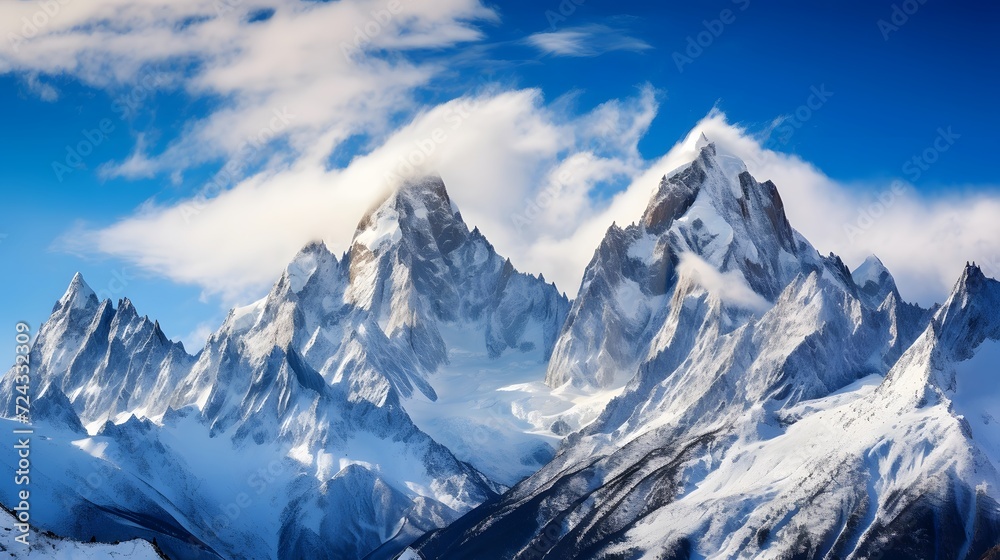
[546,142,821,389]
[0,176,567,560]
[4,144,999,560]
[408,142,999,560]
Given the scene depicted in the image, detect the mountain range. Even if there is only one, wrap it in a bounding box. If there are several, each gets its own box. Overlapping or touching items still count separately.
[3,134,999,560]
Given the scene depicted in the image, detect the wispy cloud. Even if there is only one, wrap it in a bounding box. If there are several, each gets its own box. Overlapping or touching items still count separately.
[6,1,1000,310]
[0,0,496,179]
[525,24,652,57]
[56,86,658,304]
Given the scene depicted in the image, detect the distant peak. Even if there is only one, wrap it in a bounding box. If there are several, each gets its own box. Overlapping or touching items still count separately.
[297,239,330,255]
[368,174,457,219]
[394,174,453,209]
[285,239,338,293]
[399,173,446,193]
[865,254,886,267]
[117,297,139,320]
[288,239,336,268]
[851,254,901,306]
[57,272,98,312]
[355,173,469,256]
[852,254,890,286]
[958,261,987,291]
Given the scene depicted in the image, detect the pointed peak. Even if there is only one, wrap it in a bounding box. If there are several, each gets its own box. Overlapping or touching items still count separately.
[285,240,338,294]
[378,174,454,215]
[356,173,465,252]
[152,320,169,343]
[694,133,718,158]
[852,254,903,307]
[57,272,98,313]
[364,173,448,215]
[397,173,448,197]
[116,297,139,320]
[852,254,891,286]
[935,261,996,324]
[296,239,330,256]
[957,261,987,291]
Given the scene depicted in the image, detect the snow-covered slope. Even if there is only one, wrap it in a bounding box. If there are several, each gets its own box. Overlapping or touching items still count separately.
[546,141,819,390]
[3,137,996,560]
[408,142,1000,560]
[0,507,163,559]
[0,176,569,559]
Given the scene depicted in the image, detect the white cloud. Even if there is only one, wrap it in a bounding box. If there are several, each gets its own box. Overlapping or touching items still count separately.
[7,1,999,310]
[0,0,495,179]
[677,253,771,313]
[181,321,217,353]
[525,25,652,57]
[653,112,1000,305]
[56,100,1000,310]
[60,86,658,304]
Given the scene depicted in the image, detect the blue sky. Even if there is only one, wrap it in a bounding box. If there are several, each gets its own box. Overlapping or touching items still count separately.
[1,0,998,357]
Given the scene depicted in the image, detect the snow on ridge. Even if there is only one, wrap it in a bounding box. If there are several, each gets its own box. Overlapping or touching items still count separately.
[852,254,889,287]
[355,205,403,251]
[0,508,161,559]
[59,272,98,311]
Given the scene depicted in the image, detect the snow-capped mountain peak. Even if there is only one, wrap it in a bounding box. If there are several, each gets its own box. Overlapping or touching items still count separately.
[547,140,818,389]
[55,271,99,313]
[931,262,1000,360]
[851,253,903,307]
[410,156,997,560]
[5,137,997,560]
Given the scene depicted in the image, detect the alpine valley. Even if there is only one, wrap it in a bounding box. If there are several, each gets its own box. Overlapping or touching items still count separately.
[3,130,999,560]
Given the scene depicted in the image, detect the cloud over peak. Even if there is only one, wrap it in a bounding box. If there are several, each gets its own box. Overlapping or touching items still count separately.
[5,0,999,312]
